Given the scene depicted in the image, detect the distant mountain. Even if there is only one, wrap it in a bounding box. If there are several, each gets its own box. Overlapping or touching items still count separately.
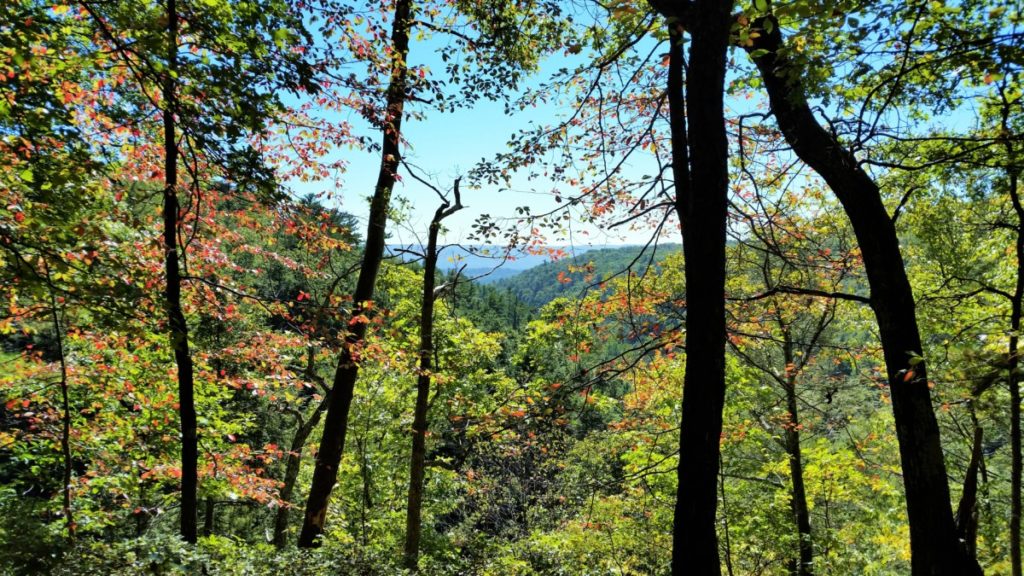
[385,244,681,300]
[385,244,605,282]
[492,244,682,309]
[463,267,523,284]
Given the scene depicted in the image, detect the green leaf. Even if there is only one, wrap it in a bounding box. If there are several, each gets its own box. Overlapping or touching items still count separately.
[18,169,34,183]
[754,0,768,12]
[273,28,289,48]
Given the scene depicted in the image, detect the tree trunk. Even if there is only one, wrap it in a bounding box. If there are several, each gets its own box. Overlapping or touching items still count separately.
[745,17,981,575]
[297,0,413,547]
[202,497,214,537]
[163,0,198,544]
[955,411,982,563]
[1002,99,1023,576]
[45,267,74,538]
[783,334,813,576]
[404,187,462,570]
[272,396,325,547]
[272,347,329,546]
[719,470,736,576]
[653,1,734,573]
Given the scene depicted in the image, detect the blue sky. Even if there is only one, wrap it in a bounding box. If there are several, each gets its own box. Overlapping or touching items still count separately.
[280,2,1013,258]
[285,11,672,252]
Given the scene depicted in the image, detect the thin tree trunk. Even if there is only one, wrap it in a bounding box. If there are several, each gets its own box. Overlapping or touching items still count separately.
[202,497,214,537]
[719,469,736,576]
[404,186,462,570]
[1012,334,1022,576]
[136,482,150,536]
[1001,94,1023,576]
[955,409,982,562]
[272,346,326,547]
[163,0,198,543]
[296,0,413,547]
[273,446,304,546]
[273,391,328,547]
[783,334,813,576]
[957,366,999,562]
[45,265,74,538]
[651,1,734,573]
[745,17,981,575]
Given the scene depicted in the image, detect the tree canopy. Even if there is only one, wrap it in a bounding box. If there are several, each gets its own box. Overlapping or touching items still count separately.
[2,0,1024,574]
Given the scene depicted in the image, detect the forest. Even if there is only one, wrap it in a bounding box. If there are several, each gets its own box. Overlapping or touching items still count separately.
[1,0,1022,574]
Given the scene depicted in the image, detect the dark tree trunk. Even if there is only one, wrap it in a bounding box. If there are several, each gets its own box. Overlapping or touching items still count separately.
[202,497,214,537]
[782,334,813,576]
[1002,100,1023,576]
[358,435,373,544]
[45,268,73,538]
[163,0,198,544]
[136,483,151,536]
[273,449,303,546]
[1012,331,1022,576]
[273,347,328,547]
[955,413,982,563]
[297,0,413,547]
[652,0,734,573]
[745,18,981,576]
[272,393,326,547]
[719,470,736,576]
[404,187,462,571]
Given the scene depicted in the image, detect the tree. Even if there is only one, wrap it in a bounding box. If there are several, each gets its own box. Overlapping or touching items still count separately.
[74,0,316,541]
[993,82,1023,576]
[298,0,570,546]
[404,181,462,569]
[157,0,200,541]
[646,0,735,571]
[893,69,1024,570]
[742,9,983,574]
[296,0,414,547]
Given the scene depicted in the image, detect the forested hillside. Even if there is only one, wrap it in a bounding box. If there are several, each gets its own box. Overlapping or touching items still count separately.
[1,0,1023,575]
[493,245,682,309]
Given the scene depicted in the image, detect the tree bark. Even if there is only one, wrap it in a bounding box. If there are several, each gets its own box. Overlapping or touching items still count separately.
[782,333,813,576]
[297,0,413,547]
[163,0,198,544]
[745,17,982,575]
[1001,97,1023,576]
[273,392,327,547]
[652,1,734,573]
[45,265,74,538]
[202,497,214,537]
[955,412,982,563]
[404,186,462,571]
